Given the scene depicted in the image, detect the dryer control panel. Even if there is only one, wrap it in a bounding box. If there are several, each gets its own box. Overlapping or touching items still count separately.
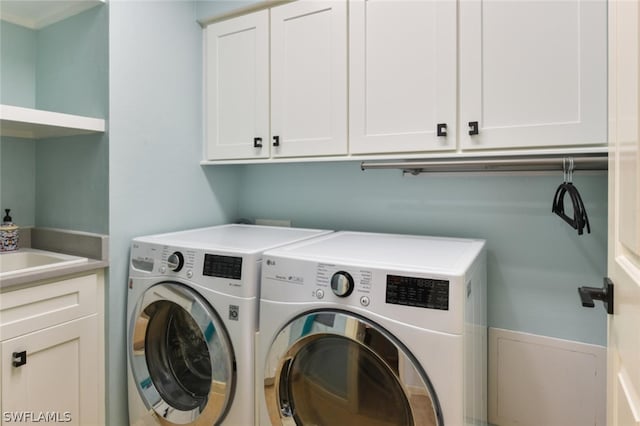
[261,253,470,334]
[316,263,372,306]
[385,275,449,310]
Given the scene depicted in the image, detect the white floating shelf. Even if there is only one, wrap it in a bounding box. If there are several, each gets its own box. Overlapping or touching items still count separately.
[0,105,105,139]
[0,0,105,30]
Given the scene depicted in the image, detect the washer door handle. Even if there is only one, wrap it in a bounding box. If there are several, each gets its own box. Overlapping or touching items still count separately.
[278,357,294,417]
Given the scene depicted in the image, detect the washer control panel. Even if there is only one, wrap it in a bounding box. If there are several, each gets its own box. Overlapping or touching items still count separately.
[161,246,196,277]
[315,264,372,306]
[130,240,255,298]
[130,242,197,279]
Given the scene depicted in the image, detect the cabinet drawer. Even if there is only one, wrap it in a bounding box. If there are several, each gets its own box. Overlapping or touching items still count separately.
[0,273,99,341]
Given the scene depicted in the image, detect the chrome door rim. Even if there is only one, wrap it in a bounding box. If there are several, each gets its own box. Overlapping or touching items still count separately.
[263,309,443,426]
[129,282,235,425]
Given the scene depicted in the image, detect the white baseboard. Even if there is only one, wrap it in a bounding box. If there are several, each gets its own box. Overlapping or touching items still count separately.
[488,328,606,426]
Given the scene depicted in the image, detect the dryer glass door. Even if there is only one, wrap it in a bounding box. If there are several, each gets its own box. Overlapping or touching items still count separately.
[129,282,235,424]
[264,310,442,426]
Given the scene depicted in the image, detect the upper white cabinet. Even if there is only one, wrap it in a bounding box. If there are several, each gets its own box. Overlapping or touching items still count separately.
[349,0,456,155]
[205,10,269,160]
[203,0,607,163]
[205,1,347,160]
[270,0,347,158]
[459,0,607,150]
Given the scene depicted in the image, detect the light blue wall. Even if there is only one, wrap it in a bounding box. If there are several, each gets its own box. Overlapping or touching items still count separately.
[237,163,608,346]
[33,7,109,233]
[0,8,108,233]
[35,134,109,233]
[0,137,36,227]
[108,2,239,424]
[0,20,36,107]
[0,20,37,225]
[36,6,108,118]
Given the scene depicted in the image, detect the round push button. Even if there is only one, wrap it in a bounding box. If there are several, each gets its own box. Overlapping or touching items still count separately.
[360,296,370,307]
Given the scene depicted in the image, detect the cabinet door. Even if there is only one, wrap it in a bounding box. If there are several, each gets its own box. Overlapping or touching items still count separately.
[1,316,99,426]
[349,0,456,154]
[459,0,607,150]
[205,10,269,160]
[271,0,347,158]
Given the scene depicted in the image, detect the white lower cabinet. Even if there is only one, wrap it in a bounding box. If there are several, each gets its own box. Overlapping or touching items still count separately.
[0,272,104,426]
[1,317,99,425]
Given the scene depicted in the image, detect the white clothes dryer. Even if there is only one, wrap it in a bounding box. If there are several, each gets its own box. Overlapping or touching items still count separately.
[257,231,487,426]
[126,224,331,426]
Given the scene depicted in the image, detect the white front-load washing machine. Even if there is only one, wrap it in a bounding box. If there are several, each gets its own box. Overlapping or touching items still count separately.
[257,231,487,426]
[126,224,331,426]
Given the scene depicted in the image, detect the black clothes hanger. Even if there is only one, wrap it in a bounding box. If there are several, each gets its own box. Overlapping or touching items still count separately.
[552,158,591,235]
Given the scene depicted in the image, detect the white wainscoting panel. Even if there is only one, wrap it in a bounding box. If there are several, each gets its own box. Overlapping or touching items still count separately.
[489,328,606,426]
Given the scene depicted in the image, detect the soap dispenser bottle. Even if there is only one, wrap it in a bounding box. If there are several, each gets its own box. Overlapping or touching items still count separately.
[0,209,19,252]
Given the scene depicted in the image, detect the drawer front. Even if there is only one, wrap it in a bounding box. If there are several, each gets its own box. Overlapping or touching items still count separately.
[0,273,99,341]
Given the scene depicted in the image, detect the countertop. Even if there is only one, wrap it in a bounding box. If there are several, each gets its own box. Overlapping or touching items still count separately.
[0,227,109,290]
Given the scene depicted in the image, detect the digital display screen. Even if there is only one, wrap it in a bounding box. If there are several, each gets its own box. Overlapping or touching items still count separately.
[203,254,242,280]
[386,275,449,310]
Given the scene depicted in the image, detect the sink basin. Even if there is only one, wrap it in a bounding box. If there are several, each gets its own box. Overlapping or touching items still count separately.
[0,248,88,279]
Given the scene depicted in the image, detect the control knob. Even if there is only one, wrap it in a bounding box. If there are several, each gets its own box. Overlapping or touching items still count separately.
[331,271,354,297]
[167,252,184,272]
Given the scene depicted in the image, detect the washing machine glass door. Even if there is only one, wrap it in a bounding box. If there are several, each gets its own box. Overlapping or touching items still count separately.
[264,310,442,426]
[129,282,235,425]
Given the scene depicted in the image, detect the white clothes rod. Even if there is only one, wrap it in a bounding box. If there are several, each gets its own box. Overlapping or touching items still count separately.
[360,155,608,174]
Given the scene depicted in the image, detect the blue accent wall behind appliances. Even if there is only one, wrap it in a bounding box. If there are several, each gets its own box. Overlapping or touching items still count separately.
[236,162,608,346]
[108,3,239,424]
